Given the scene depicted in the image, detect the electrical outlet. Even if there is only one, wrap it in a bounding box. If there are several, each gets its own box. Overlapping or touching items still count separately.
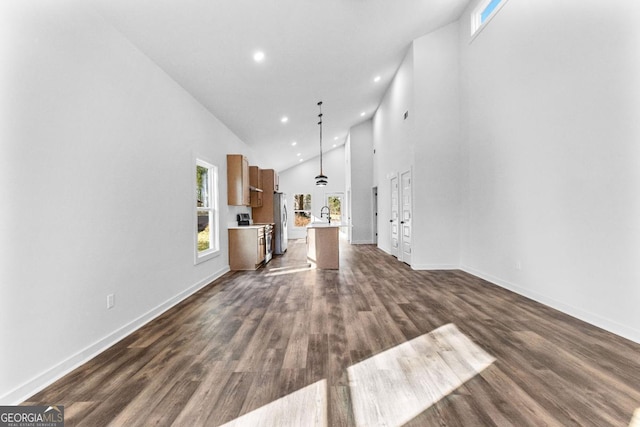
[515,261,522,271]
[107,294,115,309]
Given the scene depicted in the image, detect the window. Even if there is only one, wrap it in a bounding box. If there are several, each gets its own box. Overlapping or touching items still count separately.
[471,0,509,37]
[195,159,219,263]
[293,193,312,227]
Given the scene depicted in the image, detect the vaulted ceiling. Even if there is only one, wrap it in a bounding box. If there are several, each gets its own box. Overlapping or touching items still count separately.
[89,0,471,172]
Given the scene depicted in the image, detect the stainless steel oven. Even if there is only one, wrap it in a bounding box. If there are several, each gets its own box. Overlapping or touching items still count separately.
[264,223,273,263]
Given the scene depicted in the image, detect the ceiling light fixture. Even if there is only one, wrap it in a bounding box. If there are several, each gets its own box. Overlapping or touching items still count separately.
[281,116,289,123]
[291,141,297,146]
[315,101,328,187]
[360,112,366,117]
[374,75,381,83]
[253,51,265,62]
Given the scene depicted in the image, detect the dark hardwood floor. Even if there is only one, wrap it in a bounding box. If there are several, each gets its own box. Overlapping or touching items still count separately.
[25,239,640,426]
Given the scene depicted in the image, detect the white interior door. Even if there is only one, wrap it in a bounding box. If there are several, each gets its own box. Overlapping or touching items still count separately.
[347,189,352,243]
[325,193,343,224]
[390,176,399,257]
[400,170,412,265]
[372,187,378,245]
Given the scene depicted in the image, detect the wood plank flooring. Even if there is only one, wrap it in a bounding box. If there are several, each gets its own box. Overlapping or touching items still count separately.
[25,239,640,426]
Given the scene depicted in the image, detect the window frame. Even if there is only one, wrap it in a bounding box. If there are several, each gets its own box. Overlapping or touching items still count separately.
[470,0,510,39]
[195,158,220,264]
[293,193,312,228]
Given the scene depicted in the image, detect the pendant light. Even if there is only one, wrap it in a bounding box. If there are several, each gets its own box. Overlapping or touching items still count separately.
[315,101,328,186]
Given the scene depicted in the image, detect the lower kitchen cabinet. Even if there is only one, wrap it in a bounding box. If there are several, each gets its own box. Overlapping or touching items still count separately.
[229,226,266,270]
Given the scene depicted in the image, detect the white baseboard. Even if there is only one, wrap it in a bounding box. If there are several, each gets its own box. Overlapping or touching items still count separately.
[350,240,375,245]
[376,245,392,256]
[412,263,460,271]
[1,267,229,405]
[460,265,640,345]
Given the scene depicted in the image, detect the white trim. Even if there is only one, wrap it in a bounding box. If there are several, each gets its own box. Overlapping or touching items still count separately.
[0,267,229,405]
[351,240,375,245]
[412,264,460,271]
[460,265,640,345]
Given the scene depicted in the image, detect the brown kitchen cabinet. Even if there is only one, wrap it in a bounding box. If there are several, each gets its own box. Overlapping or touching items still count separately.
[227,154,250,206]
[228,226,266,270]
[249,165,263,207]
[252,169,279,223]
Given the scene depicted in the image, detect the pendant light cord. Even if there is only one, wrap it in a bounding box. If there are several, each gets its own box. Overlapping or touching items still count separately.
[318,101,323,174]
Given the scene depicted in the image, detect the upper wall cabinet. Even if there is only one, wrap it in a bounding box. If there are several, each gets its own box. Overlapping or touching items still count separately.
[249,165,263,207]
[260,169,279,193]
[252,169,279,224]
[227,154,250,206]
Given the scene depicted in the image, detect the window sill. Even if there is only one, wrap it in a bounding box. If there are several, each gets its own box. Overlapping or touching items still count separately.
[195,248,221,265]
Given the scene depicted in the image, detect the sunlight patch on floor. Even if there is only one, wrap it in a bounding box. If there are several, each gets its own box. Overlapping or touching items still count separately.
[265,264,313,277]
[630,408,640,427]
[347,323,495,427]
[219,379,327,427]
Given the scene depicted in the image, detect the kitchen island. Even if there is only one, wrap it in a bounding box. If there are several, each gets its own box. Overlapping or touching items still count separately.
[306,223,340,269]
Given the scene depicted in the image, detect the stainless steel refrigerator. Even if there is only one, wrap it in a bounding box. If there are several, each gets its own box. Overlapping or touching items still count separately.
[273,192,288,254]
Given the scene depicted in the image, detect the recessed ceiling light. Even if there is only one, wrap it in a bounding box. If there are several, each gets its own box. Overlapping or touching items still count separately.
[281,116,289,123]
[334,136,338,141]
[360,112,366,117]
[296,153,301,156]
[333,144,337,148]
[253,51,265,62]
[291,141,297,146]
[374,75,381,82]
[299,158,303,162]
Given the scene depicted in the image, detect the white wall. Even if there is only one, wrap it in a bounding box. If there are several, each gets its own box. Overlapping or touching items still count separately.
[348,120,374,244]
[459,0,640,342]
[372,48,414,255]
[373,24,462,268]
[0,1,254,403]
[412,23,462,269]
[279,147,346,240]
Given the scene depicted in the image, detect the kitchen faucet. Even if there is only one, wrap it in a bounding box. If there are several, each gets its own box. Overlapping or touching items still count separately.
[320,205,331,224]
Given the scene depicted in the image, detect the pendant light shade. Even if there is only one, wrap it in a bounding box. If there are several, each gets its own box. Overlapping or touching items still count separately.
[315,101,328,186]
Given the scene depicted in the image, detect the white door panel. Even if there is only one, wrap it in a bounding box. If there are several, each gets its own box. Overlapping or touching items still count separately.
[390,176,399,258]
[400,170,412,265]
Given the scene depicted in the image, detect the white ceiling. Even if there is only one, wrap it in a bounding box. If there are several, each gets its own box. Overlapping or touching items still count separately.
[89,0,471,172]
